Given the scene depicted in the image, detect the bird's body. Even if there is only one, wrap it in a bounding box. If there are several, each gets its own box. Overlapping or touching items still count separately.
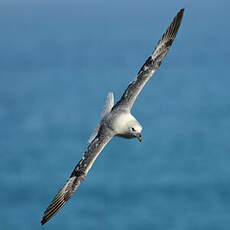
[109,108,142,139]
[41,8,185,225]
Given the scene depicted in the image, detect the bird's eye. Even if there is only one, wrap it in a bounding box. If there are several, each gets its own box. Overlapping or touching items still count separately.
[132,127,136,132]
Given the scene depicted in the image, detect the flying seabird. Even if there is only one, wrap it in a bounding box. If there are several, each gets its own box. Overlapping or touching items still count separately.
[41,8,184,225]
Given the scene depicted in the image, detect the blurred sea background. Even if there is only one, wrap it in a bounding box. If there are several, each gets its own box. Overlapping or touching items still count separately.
[1,0,230,229]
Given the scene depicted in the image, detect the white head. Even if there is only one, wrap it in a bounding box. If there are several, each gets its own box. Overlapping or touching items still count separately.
[126,118,143,142]
[113,112,143,142]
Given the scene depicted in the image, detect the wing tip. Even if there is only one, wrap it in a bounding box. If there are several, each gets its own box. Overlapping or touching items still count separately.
[177,8,185,17]
[165,8,185,42]
[175,8,185,25]
[41,210,54,225]
[176,8,185,24]
[41,217,47,225]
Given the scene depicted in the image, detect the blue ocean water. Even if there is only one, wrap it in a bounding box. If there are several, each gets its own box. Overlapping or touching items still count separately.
[1,0,230,229]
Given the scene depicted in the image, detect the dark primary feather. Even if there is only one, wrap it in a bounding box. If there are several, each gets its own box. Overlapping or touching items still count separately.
[41,128,113,225]
[113,8,184,111]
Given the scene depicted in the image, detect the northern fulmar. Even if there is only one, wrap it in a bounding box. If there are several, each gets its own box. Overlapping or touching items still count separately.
[41,8,184,225]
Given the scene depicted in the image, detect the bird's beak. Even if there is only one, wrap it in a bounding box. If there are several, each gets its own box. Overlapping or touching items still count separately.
[136,133,142,142]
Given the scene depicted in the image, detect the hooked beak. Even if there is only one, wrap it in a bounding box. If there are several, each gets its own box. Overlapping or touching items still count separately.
[136,133,142,142]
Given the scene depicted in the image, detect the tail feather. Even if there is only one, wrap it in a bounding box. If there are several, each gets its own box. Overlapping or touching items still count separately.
[88,92,114,143]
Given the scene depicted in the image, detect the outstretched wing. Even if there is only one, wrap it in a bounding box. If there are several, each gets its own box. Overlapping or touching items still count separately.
[113,8,184,111]
[41,127,114,225]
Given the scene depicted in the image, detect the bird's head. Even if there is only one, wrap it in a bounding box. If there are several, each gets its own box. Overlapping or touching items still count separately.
[128,120,143,142]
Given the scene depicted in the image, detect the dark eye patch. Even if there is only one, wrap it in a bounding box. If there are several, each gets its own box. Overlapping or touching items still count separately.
[132,127,136,131]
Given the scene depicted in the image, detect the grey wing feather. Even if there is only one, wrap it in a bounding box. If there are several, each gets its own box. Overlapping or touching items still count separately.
[41,128,113,225]
[113,8,184,111]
